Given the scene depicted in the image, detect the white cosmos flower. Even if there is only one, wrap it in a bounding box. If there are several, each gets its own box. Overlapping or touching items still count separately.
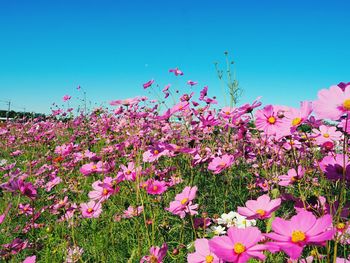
[233,213,256,228]
[207,225,227,235]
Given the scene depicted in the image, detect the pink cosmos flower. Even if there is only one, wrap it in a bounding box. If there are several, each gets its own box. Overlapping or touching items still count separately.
[237,194,281,220]
[187,238,221,263]
[143,146,169,163]
[166,186,198,218]
[255,105,285,137]
[63,95,71,101]
[79,161,106,176]
[110,97,141,106]
[80,200,102,218]
[339,119,350,134]
[208,154,234,174]
[169,67,183,76]
[312,125,342,145]
[88,177,118,202]
[278,166,305,186]
[140,243,168,263]
[279,101,312,136]
[0,203,11,224]
[143,79,154,89]
[209,226,266,263]
[145,179,168,195]
[118,162,141,181]
[319,154,350,181]
[313,85,350,120]
[187,80,198,86]
[265,210,335,260]
[23,255,36,263]
[122,205,143,219]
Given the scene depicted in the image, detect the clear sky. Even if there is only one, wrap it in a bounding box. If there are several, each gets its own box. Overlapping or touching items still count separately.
[0,0,349,113]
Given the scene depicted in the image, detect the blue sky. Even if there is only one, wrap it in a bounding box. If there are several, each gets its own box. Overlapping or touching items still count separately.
[0,0,349,113]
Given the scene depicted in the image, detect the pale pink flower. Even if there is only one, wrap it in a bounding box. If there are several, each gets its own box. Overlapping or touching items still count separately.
[208,154,234,174]
[187,238,221,263]
[166,186,198,218]
[237,194,281,220]
[80,201,102,218]
[313,85,350,120]
[312,125,342,145]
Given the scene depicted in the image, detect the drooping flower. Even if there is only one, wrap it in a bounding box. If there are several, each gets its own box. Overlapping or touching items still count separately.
[80,201,102,218]
[166,186,198,218]
[208,154,234,174]
[209,226,266,263]
[122,205,143,219]
[187,238,222,263]
[237,194,281,220]
[313,85,350,120]
[140,243,168,263]
[265,210,335,260]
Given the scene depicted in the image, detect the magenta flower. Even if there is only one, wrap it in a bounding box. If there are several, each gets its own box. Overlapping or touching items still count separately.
[169,67,184,76]
[208,154,234,174]
[18,180,37,199]
[188,238,221,263]
[255,105,286,137]
[0,203,11,224]
[313,85,350,120]
[63,95,71,101]
[319,154,350,181]
[143,79,154,89]
[140,243,168,263]
[237,194,281,220]
[209,226,266,263]
[145,179,168,195]
[118,162,141,181]
[265,210,335,260]
[166,186,198,218]
[187,80,198,86]
[80,200,102,218]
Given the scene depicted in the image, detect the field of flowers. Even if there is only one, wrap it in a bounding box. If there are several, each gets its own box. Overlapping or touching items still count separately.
[0,74,349,262]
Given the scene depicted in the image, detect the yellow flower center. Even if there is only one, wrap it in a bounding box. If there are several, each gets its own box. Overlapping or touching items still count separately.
[152,185,158,191]
[87,208,93,213]
[291,230,306,243]
[225,111,230,115]
[92,165,97,170]
[219,162,226,167]
[102,189,108,195]
[268,116,276,124]
[181,198,189,205]
[323,133,330,138]
[256,209,266,217]
[126,170,131,175]
[150,255,158,263]
[292,117,302,126]
[343,99,350,110]
[336,222,345,230]
[153,150,159,155]
[205,255,214,263]
[233,242,246,254]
